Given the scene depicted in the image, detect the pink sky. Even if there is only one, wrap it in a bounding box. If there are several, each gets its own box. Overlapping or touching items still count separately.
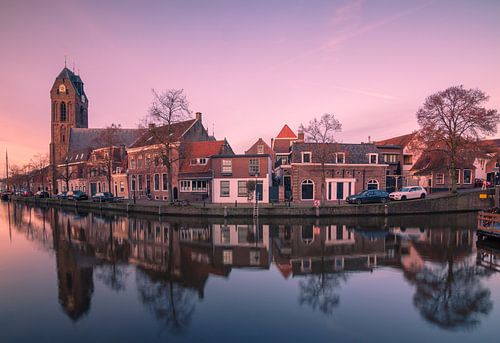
[1,0,499,175]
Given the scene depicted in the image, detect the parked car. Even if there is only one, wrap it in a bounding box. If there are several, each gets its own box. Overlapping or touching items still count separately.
[56,191,68,199]
[474,178,493,188]
[21,190,34,197]
[35,190,50,198]
[67,190,88,201]
[346,190,390,204]
[92,192,115,202]
[389,186,427,201]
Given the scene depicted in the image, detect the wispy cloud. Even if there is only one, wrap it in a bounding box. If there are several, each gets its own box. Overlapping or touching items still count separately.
[332,85,396,100]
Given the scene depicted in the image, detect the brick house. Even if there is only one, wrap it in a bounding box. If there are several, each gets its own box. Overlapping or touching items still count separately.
[271,125,302,167]
[245,138,275,161]
[475,139,500,185]
[210,154,273,203]
[178,140,234,203]
[282,142,388,203]
[126,113,210,201]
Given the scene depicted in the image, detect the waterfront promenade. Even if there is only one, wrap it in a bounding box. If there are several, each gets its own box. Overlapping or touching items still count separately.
[9,188,496,218]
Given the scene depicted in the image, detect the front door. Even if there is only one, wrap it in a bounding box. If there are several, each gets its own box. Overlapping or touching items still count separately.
[336,182,344,200]
[284,176,292,200]
[90,183,97,196]
[256,182,263,201]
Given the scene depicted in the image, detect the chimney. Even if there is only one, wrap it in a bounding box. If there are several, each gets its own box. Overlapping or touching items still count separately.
[297,131,305,142]
[195,112,202,122]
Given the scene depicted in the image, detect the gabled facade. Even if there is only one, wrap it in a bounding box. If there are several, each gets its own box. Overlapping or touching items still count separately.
[282,142,387,202]
[271,124,303,167]
[126,113,210,201]
[210,154,273,203]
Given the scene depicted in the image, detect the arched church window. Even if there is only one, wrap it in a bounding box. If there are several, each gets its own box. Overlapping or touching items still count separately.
[60,102,67,122]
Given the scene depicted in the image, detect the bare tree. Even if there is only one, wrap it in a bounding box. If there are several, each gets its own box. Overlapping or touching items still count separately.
[31,153,49,191]
[146,89,192,204]
[58,158,75,192]
[299,114,342,201]
[96,123,122,194]
[416,86,499,193]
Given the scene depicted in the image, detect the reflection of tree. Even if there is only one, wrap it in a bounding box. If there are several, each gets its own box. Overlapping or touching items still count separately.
[411,242,493,331]
[298,227,347,315]
[299,272,347,315]
[135,225,196,334]
[96,222,129,292]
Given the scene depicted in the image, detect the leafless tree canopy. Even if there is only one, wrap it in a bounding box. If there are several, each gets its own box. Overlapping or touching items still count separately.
[299,113,342,144]
[149,89,192,126]
[96,123,122,194]
[416,85,499,192]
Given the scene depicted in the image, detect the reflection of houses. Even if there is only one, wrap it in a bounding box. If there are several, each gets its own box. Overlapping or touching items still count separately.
[273,225,397,277]
[476,240,500,272]
[212,224,270,268]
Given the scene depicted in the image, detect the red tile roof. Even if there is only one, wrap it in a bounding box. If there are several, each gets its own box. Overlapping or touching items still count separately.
[129,119,196,149]
[179,140,230,174]
[375,133,416,147]
[276,124,297,139]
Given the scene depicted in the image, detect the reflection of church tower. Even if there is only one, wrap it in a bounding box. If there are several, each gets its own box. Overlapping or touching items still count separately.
[49,66,89,192]
[53,212,94,321]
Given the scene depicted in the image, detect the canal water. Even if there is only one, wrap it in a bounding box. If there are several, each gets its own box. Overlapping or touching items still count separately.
[1,202,499,343]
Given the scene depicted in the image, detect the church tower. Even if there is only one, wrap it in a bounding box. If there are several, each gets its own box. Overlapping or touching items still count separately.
[49,66,89,192]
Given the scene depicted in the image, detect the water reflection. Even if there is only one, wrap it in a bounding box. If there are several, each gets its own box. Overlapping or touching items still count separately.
[2,202,499,337]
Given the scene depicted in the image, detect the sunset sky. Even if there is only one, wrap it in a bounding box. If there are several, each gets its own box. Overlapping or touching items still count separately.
[1,0,499,175]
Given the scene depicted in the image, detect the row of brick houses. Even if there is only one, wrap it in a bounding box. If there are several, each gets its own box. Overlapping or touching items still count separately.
[18,66,494,202]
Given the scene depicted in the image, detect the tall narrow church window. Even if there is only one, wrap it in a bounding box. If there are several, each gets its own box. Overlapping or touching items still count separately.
[60,102,67,122]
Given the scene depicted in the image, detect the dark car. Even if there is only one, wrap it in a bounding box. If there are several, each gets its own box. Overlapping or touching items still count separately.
[56,191,68,199]
[35,190,50,198]
[67,190,88,201]
[346,190,390,204]
[92,192,115,202]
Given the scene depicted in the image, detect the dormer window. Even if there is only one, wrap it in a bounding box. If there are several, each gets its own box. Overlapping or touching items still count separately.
[302,152,312,163]
[190,158,198,165]
[336,153,345,164]
[199,158,207,165]
[368,153,378,164]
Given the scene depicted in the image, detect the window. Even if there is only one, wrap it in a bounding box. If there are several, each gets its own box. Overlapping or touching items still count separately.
[403,155,413,165]
[162,173,167,190]
[383,154,398,163]
[130,159,136,169]
[199,158,207,165]
[220,181,230,197]
[301,179,314,200]
[249,158,260,175]
[180,180,191,191]
[138,175,143,190]
[463,169,472,184]
[60,102,67,122]
[223,250,233,265]
[367,179,379,190]
[436,173,445,185]
[336,153,345,164]
[137,155,143,168]
[154,174,160,191]
[190,158,198,165]
[302,152,311,163]
[222,160,232,174]
[455,169,461,184]
[368,153,378,164]
[192,180,207,191]
[257,145,264,154]
[238,181,247,197]
[120,181,125,192]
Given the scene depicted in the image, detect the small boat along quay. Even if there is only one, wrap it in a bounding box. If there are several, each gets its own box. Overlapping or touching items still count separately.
[7,188,498,217]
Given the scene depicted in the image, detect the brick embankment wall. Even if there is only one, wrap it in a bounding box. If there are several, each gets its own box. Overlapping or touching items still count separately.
[9,188,495,218]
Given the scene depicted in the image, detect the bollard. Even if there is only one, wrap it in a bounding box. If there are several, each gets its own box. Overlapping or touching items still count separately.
[315,206,320,217]
[235,200,237,208]
[224,206,228,217]
[384,204,388,216]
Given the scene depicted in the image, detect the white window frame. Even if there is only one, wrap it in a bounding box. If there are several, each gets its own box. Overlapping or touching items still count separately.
[220,180,230,197]
[336,153,345,164]
[238,180,247,197]
[436,173,445,185]
[302,152,312,163]
[463,169,472,184]
[180,180,191,192]
[222,160,232,174]
[368,153,378,164]
[301,179,314,200]
[154,173,160,191]
[367,179,379,190]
